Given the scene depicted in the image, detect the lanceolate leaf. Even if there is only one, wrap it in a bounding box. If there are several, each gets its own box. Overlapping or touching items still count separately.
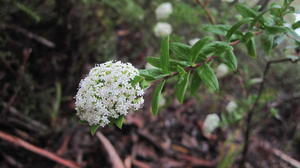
[292,21,300,29]
[146,57,190,71]
[190,72,202,94]
[246,36,257,58]
[160,35,170,73]
[175,72,190,103]
[152,80,166,115]
[196,63,219,91]
[203,24,230,36]
[285,27,300,43]
[190,37,211,63]
[139,69,168,81]
[265,26,288,34]
[226,18,253,40]
[170,42,191,60]
[235,4,258,18]
[224,48,237,71]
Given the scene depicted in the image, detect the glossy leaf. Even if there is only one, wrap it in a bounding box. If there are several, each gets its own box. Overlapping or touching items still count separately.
[175,72,190,103]
[235,4,258,18]
[139,69,168,81]
[196,63,219,91]
[224,48,237,71]
[152,80,166,115]
[226,18,253,40]
[245,36,257,58]
[170,42,191,60]
[190,37,211,63]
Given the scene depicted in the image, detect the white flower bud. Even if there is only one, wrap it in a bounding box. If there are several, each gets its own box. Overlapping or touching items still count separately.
[189,38,200,46]
[155,2,173,20]
[226,101,237,113]
[75,61,144,127]
[203,114,220,135]
[216,63,229,78]
[154,22,172,37]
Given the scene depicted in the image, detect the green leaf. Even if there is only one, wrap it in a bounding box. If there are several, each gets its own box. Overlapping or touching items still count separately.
[90,125,100,135]
[131,76,144,87]
[151,80,166,115]
[114,116,125,129]
[139,69,168,81]
[146,57,190,71]
[146,57,161,68]
[160,35,170,73]
[261,34,274,55]
[250,8,273,27]
[190,37,212,63]
[224,48,237,71]
[175,72,190,103]
[265,26,288,34]
[292,21,300,29]
[190,72,202,94]
[196,63,219,91]
[226,18,253,40]
[285,27,300,43]
[203,24,230,36]
[170,42,191,60]
[235,4,258,18]
[245,36,257,58]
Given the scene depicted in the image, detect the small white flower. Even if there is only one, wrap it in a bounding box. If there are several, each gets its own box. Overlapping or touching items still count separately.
[203,114,220,135]
[155,2,173,20]
[75,61,144,127]
[216,63,229,78]
[226,101,238,113]
[189,38,200,46]
[154,22,172,37]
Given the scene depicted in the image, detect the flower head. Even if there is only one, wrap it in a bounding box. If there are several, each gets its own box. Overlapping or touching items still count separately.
[155,2,173,20]
[226,100,237,113]
[154,22,172,37]
[203,114,220,135]
[75,61,144,127]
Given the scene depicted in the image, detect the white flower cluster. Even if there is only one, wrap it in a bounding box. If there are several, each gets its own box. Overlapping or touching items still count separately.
[75,61,144,127]
[203,114,220,135]
[154,22,172,37]
[155,2,173,20]
[153,2,173,37]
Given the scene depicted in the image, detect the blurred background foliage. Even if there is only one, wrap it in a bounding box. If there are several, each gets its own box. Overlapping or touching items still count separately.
[1,0,300,167]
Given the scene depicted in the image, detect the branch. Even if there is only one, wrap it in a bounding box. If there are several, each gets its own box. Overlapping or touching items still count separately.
[0,23,55,48]
[0,130,80,168]
[239,58,299,167]
[150,56,217,87]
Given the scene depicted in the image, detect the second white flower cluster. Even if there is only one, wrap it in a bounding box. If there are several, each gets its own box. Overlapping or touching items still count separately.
[153,2,173,37]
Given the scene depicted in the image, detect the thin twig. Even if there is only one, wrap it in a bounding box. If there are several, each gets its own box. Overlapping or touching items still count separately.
[150,56,217,87]
[195,0,223,41]
[0,130,80,168]
[0,23,55,48]
[239,58,299,167]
